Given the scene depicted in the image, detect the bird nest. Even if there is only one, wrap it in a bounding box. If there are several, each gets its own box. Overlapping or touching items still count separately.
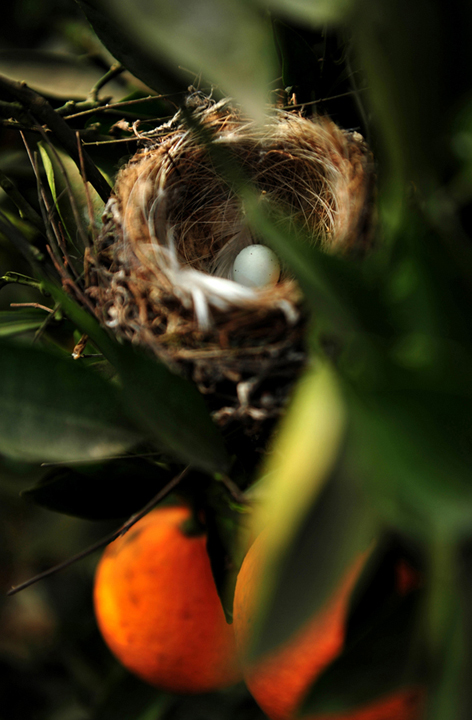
[87,97,374,433]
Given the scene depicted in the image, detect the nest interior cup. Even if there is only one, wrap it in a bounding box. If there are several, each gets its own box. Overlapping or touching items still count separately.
[89,97,373,432]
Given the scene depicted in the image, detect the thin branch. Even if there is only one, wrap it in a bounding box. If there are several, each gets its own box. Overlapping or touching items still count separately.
[219,474,249,505]
[0,272,47,293]
[60,92,185,120]
[90,63,125,102]
[10,302,53,312]
[33,301,62,344]
[0,72,111,202]
[7,466,189,596]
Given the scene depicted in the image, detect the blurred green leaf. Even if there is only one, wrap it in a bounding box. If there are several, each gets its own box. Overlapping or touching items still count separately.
[301,588,425,716]
[0,50,128,100]
[265,0,353,26]
[250,463,375,661]
[46,284,230,474]
[242,363,375,658]
[22,457,173,520]
[347,381,472,538]
[0,339,141,463]
[80,0,276,121]
[0,309,50,337]
[75,0,195,96]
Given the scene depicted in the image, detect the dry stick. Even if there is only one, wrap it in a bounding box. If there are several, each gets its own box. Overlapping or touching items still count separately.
[0,72,111,202]
[7,466,189,597]
[10,302,53,312]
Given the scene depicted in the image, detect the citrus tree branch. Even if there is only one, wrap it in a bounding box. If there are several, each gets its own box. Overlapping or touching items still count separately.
[0,72,112,202]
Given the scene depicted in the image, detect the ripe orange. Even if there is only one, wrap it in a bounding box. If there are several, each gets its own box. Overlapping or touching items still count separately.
[233,534,424,720]
[93,504,241,693]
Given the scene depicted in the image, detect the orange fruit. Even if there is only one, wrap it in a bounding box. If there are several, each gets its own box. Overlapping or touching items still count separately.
[233,534,424,720]
[93,504,241,693]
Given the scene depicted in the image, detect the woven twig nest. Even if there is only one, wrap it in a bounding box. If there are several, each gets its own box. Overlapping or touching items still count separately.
[88,97,374,433]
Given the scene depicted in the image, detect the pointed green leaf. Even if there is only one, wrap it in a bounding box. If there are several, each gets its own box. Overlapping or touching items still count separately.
[22,457,173,520]
[242,363,374,658]
[0,340,141,463]
[116,344,230,474]
[0,309,50,338]
[45,284,229,473]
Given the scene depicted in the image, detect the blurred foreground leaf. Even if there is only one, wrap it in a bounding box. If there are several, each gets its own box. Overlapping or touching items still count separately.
[266,0,353,26]
[0,50,128,100]
[244,363,374,658]
[79,0,276,120]
[0,340,141,463]
[302,588,425,715]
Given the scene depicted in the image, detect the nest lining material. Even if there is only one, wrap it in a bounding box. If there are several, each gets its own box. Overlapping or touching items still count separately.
[88,98,373,430]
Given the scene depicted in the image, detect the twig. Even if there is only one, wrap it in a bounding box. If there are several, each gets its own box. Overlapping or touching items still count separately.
[33,301,62,344]
[0,72,111,202]
[7,466,189,596]
[0,272,47,293]
[61,92,185,120]
[218,474,249,505]
[90,63,125,102]
[10,302,52,312]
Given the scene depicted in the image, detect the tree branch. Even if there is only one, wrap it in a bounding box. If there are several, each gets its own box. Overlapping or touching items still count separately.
[0,73,112,203]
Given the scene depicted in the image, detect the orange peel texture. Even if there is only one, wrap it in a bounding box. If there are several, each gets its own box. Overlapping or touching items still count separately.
[94,504,241,693]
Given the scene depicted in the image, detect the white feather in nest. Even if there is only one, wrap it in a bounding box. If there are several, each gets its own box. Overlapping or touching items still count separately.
[96,99,372,339]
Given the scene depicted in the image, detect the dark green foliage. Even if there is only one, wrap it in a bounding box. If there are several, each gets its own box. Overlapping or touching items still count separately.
[2,0,472,718]
[22,457,174,520]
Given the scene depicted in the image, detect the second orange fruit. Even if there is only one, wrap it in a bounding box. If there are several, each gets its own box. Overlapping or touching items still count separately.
[93,504,241,693]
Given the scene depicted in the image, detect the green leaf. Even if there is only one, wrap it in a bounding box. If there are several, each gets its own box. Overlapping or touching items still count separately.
[45,284,229,473]
[348,382,472,538]
[0,340,141,463]
[75,0,193,96]
[301,586,425,716]
[0,309,50,338]
[80,0,276,121]
[116,344,230,475]
[249,462,375,661]
[241,363,374,658]
[0,49,128,100]
[265,0,354,26]
[38,141,105,251]
[22,457,173,520]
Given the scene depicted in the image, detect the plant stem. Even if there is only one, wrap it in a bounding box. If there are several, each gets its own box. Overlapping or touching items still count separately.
[0,72,112,202]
